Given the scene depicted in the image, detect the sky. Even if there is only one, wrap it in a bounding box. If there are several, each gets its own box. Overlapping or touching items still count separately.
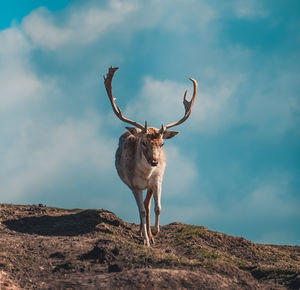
[0,0,299,245]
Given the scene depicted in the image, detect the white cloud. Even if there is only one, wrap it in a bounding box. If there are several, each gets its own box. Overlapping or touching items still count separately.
[0,27,31,58]
[11,0,288,139]
[0,24,118,205]
[0,2,202,212]
[0,28,44,109]
[125,77,188,128]
[193,74,244,133]
[125,65,299,137]
[163,145,197,197]
[0,69,43,109]
[22,8,72,50]
[0,114,115,202]
[125,72,244,134]
[243,72,300,137]
[140,0,216,33]
[240,184,299,218]
[203,174,300,243]
[22,1,137,50]
[21,0,217,51]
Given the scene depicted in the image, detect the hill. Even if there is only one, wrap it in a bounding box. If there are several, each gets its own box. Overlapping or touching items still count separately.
[0,204,299,289]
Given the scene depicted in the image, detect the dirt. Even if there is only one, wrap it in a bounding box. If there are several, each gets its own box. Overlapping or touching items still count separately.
[0,204,299,289]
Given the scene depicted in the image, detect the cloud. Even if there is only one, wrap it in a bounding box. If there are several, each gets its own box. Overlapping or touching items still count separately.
[238,184,299,219]
[163,145,198,197]
[0,114,115,203]
[138,0,216,33]
[193,73,244,134]
[0,3,200,214]
[22,1,137,50]
[125,77,188,128]
[0,23,117,206]
[21,0,218,51]
[123,61,299,139]
[0,27,44,109]
[232,182,300,244]
[243,71,300,137]
[125,72,244,134]
[202,173,300,244]
[15,0,298,139]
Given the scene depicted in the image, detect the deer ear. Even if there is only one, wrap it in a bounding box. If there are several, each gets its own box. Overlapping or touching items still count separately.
[163,131,179,139]
[125,127,139,135]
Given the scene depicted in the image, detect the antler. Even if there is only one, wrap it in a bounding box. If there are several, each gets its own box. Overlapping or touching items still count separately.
[104,66,146,131]
[161,78,198,131]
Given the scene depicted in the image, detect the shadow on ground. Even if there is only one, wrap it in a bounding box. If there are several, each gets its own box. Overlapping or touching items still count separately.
[3,210,105,236]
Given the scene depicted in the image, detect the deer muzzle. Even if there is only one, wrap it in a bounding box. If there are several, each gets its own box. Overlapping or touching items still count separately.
[150,160,158,167]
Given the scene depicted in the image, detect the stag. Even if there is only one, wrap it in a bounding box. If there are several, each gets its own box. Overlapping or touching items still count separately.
[104,67,197,246]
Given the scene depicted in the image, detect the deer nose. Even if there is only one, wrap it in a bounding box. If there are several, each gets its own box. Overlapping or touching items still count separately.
[150,160,158,167]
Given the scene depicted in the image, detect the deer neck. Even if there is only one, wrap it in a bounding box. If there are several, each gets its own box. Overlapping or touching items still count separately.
[136,143,155,178]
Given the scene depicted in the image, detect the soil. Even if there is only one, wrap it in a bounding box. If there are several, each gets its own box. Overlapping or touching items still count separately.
[0,203,299,289]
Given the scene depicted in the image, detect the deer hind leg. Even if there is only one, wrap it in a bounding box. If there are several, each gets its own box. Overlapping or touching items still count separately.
[144,188,155,244]
[133,189,150,247]
[139,215,143,237]
[152,183,162,236]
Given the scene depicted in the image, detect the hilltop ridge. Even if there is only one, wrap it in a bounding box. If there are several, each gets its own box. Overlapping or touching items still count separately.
[0,204,299,289]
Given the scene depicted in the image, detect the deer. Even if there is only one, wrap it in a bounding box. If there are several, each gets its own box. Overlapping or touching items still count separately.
[104,67,197,246]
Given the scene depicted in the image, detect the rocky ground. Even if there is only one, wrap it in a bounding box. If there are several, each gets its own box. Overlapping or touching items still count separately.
[0,203,299,289]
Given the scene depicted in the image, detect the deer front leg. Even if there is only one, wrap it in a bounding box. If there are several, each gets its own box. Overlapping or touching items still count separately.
[144,188,155,244]
[151,182,162,236]
[133,189,150,247]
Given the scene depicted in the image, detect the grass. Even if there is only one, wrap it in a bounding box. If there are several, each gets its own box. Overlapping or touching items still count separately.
[133,246,203,267]
[174,225,208,245]
[171,225,252,269]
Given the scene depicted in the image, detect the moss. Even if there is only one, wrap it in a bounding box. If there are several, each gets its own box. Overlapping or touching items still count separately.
[186,246,219,260]
[127,243,203,268]
[174,225,208,245]
[184,242,250,269]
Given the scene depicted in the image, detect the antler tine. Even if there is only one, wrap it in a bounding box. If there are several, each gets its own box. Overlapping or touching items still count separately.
[164,77,198,130]
[104,67,145,131]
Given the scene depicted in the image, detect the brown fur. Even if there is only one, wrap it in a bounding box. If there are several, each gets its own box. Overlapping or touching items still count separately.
[115,127,174,246]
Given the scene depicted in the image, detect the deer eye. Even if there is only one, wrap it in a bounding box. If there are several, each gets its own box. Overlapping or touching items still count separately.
[141,141,146,147]
[160,143,164,147]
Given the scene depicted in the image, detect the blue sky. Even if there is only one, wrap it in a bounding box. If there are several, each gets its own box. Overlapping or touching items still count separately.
[0,0,299,245]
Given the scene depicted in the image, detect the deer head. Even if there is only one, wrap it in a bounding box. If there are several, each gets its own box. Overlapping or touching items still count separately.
[104,67,197,167]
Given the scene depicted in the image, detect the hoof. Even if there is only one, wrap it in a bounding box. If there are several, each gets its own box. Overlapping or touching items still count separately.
[139,227,143,237]
[152,227,160,236]
[143,238,150,247]
[150,235,155,244]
